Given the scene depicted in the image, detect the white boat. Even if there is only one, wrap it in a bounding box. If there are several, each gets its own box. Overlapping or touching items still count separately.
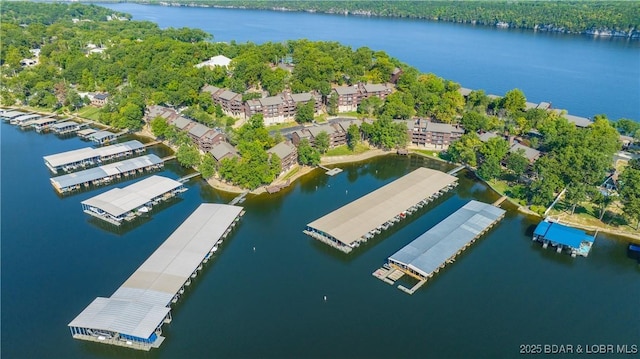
[137,206,150,213]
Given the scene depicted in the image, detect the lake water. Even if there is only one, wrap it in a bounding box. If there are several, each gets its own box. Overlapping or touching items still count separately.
[2,4,639,358]
[98,3,640,121]
[1,122,638,358]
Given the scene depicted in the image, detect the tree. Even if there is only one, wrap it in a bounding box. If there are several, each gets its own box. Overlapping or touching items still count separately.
[198,153,216,179]
[297,139,320,166]
[479,136,510,162]
[477,157,502,180]
[502,88,526,115]
[347,123,360,150]
[448,133,481,167]
[314,131,330,154]
[327,92,338,116]
[295,100,315,123]
[505,149,529,176]
[619,165,640,230]
[460,111,488,132]
[565,182,588,215]
[176,144,201,168]
[150,116,169,138]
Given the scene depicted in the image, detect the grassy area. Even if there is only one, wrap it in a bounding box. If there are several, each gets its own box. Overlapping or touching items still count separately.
[282,166,300,181]
[324,143,369,156]
[77,106,101,121]
[413,149,441,157]
[266,121,299,132]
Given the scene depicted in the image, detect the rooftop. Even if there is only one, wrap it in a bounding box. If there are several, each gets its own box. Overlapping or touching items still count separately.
[362,83,390,93]
[209,142,237,161]
[389,201,505,277]
[90,130,117,141]
[334,86,359,96]
[307,168,458,246]
[44,140,144,168]
[69,203,243,341]
[564,114,593,128]
[50,154,162,189]
[267,141,295,159]
[509,142,541,161]
[81,175,183,217]
[534,221,594,248]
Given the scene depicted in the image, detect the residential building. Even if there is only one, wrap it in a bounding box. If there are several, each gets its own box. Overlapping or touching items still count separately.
[267,141,298,174]
[209,142,238,163]
[407,119,464,148]
[91,93,109,107]
[213,90,244,118]
[187,123,224,152]
[195,55,232,68]
[509,142,541,163]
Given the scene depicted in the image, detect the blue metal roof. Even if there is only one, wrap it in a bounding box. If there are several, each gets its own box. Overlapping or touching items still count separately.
[534,221,594,248]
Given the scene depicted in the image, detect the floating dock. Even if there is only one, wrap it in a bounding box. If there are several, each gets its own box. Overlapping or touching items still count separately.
[304,167,458,253]
[43,140,146,174]
[1,110,27,121]
[532,220,596,257]
[78,128,97,140]
[50,154,164,194]
[50,121,83,135]
[88,130,128,145]
[31,117,59,132]
[68,203,244,351]
[81,175,187,225]
[376,200,506,294]
[10,113,40,125]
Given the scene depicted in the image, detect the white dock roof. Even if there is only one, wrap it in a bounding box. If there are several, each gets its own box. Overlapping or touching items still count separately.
[81,176,183,217]
[307,168,458,246]
[389,201,505,277]
[69,204,243,340]
[43,140,144,168]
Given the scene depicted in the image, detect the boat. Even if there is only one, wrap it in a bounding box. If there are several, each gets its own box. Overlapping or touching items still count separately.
[137,206,150,213]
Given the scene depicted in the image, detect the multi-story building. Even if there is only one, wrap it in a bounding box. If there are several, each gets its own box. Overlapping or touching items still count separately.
[406,119,464,148]
[267,141,298,174]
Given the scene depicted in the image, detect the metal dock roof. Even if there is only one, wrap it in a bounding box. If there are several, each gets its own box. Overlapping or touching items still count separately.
[69,204,243,342]
[81,176,183,217]
[50,154,162,190]
[389,201,505,278]
[50,121,79,130]
[307,167,458,246]
[533,221,594,248]
[43,140,144,169]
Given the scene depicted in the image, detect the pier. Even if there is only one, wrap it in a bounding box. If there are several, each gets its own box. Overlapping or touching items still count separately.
[78,128,97,140]
[50,154,164,194]
[178,172,201,183]
[229,190,249,205]
[69,203,244,351]
[532,219,596,257]
[374,200,506,294]
[1,110,27,121]
[31,116,59,132]
[88,129,129,145]
[43,140,146,174]
[447,165,466,176]
[10,113,40,125]
[304,167,458,253]
[319,164,343,176]
[81,175,187,225]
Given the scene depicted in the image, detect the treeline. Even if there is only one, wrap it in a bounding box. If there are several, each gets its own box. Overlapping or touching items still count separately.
[149,1,640,36]
[0,2,130,25]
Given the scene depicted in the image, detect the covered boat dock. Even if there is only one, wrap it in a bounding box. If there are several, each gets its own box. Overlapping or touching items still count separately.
[43,140,146,174]
[68,203,244,350]
[304,167,458,253]
[81,175,187,225]
[377,200,506,294]
[50,121,82,135]
[533,220,596,257]
[1,110,26,121]
[88,130,117,145]
[50,154,164,194]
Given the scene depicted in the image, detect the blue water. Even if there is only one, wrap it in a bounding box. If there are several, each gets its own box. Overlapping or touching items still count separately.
[98,3,640,121]
[2,123,638,358]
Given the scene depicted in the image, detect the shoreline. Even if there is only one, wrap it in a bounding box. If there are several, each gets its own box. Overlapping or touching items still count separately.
[9,106,639,242]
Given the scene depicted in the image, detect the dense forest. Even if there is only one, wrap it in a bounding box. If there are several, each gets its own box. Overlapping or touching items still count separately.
[2,2,638,228]
[145,0,640,37]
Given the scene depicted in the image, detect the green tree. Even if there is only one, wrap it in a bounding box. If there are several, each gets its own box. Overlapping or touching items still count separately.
[347,123,360,150]
[150,116,169,138]
[619,165,640,230]
[502,88,526,116]
[198,153,216,179]
[460,111,488,132]
[448,133,481,167]
[505,149,529,176]
[295,100,315,123]
[327,92,338,116]
[176,144,201,168]
[297,139,320,166]
[477,157,502,180]
[479,136,510,162]
[314,131,330,154]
